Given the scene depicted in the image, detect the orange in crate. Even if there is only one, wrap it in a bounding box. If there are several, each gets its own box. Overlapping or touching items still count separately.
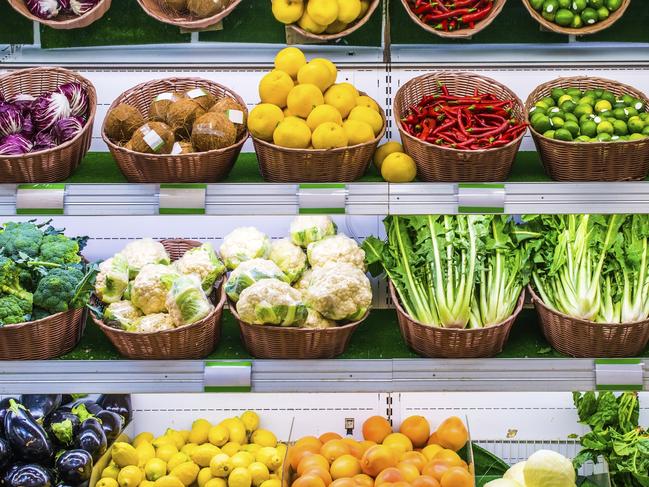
[399,416,430,448]
[360,445,397,477]
[321,440,351,464]
[330,454,362,480]
[361,416,392,444]
[435,418,468,452]
[320,432,343,444]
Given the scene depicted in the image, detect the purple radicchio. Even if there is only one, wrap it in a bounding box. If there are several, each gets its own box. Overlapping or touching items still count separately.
[0,105,24,138]
[32,131,58,151]
[70,0,97,15]
[58,0,71,11]
[33,92,70,132]
[0,134,33,155]
[56,82,88,118]
[25,0,60,19]
[21,113,35,138]
[52,116,84,143]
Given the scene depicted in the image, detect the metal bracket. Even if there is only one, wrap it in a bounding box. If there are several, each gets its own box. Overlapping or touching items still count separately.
[16,183,65,215]
[457,183,505,214]
[203,361,252,392]
[159,184,207,215]
[298,183,347,214]
[595,359,645,391]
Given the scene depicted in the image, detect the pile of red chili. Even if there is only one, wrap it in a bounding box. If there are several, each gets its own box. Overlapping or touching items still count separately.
[407,0,495,32]
[400,83,528,150]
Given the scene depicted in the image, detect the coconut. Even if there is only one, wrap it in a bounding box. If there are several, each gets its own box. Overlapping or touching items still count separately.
[166,98,206,140]
[209,97,247,138]
[149,91,185,123]
[185,87,216,111]
[129,122,175,154]
[191,112,236,152]
[171,141,195,155]
[187,0,224,18]
[164,0,187,12]
[104,104,145,143]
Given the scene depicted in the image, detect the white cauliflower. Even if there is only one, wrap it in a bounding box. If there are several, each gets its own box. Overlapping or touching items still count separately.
[166,274,214,327]
[307,234,366,270]
[95,254,129,304]
[130,264,180,315]
[293,268,314,295]
[236,278,307,326]
[305,262,372,321]
[119,239,170,279]
[300,308,336,329]
[174,243,226,291]
[268,238,307,283]
[104,300,142,330]
[130,313,175,333]
[290,215,337,248]
[225,258,288,302]
[220,227,271,270]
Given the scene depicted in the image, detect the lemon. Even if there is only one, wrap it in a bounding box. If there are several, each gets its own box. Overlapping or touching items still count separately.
[274,47,306,79]
[324,85,357,118]
[306,104,343,131]
[373,141,403,169]
[248,104,284,141]
[250,430,277,448]
[307,0,338,24]
[222,442,241,457]
[232,451,255,469]
[206,479,227,487]
[170,461,200,486]
[348,106,383,136]
[337,82,360,98]
[282,107,294,117]
[137,441,157,467]
[112,442,139,468]
[198,468,213,487]
[181,444,199,456]
[179,431,191,442]
[343,119,375,145]
[98,479,119,487]
[282,116,306,125]
[208,425,229,447]
[297,62,332,92]
[166,429,186,449]
[241,444,261,455]
[153,436,175,449]
[156,444,179,463]
[358,0,370,17]
[228,467,252,487]
[337,0,361,22]
[118,466,143,487]
[325,20,348,34]
[310,58,337,88]
[141,481,156,487]
[145,458,168,481]
[259,481,280,487]
[381,152,417,183]
[255,448,282,471]
[275,443,287,462]
[167,452,191,473]
[154,476,185,487]
[240,411,259,435]
[221,418,247,445]
[312,122,348,149]
[287,84,324,119]
[134,432,155,448]
[274,118,311,149]
[297,11,326,34]
[188,419,212,445]
[271,0,304,24]
[247,462,269,487]
[191,443,222,468]
[356,95,379,112]
[102,465,121,480]
[259,70,294,108]
[210,453,234,478]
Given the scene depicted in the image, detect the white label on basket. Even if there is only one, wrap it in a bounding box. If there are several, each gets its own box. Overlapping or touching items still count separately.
[143,130,165,152]
[227,110,244,124]
[155,92,175,102]
[171,142,183,155]
[187,88,207,99]
[204,361,251,392]
[595,359,644,391]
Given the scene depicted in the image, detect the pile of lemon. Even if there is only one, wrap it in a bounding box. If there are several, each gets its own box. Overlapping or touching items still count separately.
[96,411,286,487]
[271,0,371,35]
[247,47,383,150]
[373,141,417,183]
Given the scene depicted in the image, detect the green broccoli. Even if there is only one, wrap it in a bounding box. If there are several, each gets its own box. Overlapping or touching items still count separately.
[0,294,32,326]
[30,307,50,321]
[38,234,81,265]
[0,221,44,259]
[0,256,33,302]
[33,267,84,314]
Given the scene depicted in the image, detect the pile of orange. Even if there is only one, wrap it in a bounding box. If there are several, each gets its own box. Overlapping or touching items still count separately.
[288,416,471,487]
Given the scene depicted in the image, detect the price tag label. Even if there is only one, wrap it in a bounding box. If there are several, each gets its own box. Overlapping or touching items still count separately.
[298,183,346,215]
[16,184,65,215]
[204,361,252,392]
[159,184,206,215]
[457,183,505,214]
[595,359,644,391]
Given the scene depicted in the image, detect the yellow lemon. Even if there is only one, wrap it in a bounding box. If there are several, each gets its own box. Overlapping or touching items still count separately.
[240,411,260,435]
[275,443,287,462]
[336,0,361,22]
[358,0,370,18]
[165,429,186,449]
[287,84,324,119]
[241,444,261,456]
[271,0,304,24]
[255,448,282,471]
[154,476,185,487]
[102,465,120,480]
[274,47,307,79]
[259,70,294,108]
[231,451,255,469]
[98,479,119,487]
[297,62,332,92]
[118,466,142,487]
[220,418,247,445]
[250,430,277,448]
[310,58,337,87]
[191,443,222,468]
[167,452,191,473]
[141,481,155,487]
[324,85,357,118]
[145,458,168,481]
[133,432,155,448]
[156,444,179,463]
[373,141,403,169]
[381,152,417,183]
[248,462,270,487]
[283,116,306,125]
[181,444,199,457]
[179,431,191,443]
[325,20,347,34]
[198,468,213,487]
[136,441,157,467]
[338,82,360,97]
[297,11,326,34]
[273,118,311,149]
[312,122,348,149]
[189,419,212,446]
[248,104,284,141]
[356,95,379,112]
[153,436,175,449]
[206,479,227,487]
[228,467,252,487]
[260,481,280,487]
[343,119,375,145]
[208,425,229,447]
[210,453,234,478]
[170,461,200,486]
[282,107,295,117]
[307,0,338,25]
[422,444,443,462]
[222,442,241,457]
[306,104,342,131]
[348,106,383,135]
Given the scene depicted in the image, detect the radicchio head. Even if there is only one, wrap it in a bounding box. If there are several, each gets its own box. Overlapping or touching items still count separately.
[69,0,97,15]
[25,0,60,19]
[0,105,24,138]
[32,131,58,151]
[10,94,36,113]
[56,82,89,118]
[52,116,84,143]
[0,134,33,155]
[33,92,71,132]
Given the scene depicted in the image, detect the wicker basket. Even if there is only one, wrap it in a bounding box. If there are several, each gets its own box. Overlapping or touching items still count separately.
[522,0,629,36]
[91,239,226,360]
[526,76,649,181]
[8,0,111,29]
[0,67,97,183]
[287,0,381,41]
[400,0,506,38]
[528,286,649,358]
[253,93,386,182]
[230,300,367,359]
[102,77,247,183]
[137,0,241,30]
[389,282,524,358]
[394,72,526,182]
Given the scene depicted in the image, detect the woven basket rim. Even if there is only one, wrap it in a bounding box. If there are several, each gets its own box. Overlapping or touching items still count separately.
[287,0,381,41]
[0,66,98,160]
[7,0,111,28]
[136,0,242,29]
[399,0,507,38]
[521,0,629,36]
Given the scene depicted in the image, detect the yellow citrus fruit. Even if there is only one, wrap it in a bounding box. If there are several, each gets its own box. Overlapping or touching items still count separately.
[154,476,184,487]
[112,442,139,468]
[337,82,359,98]
[273,118,311,149]
[383,433,414,454]
[145,458,168,481]
[250,430,278,448]
[283,107,295,117]
[231,452,255,469]
[167,452,191,472]
[141,481,156,487]
[358,0,370,17]
[259,70,294,108]
[137,442,157,467]
[228,467,252,487]
[324,85,357,118]
[287,84,324,119]
[373,141,403,169]
[356,96,379,112]
[422,444,444,462]
[343,119,375,145]
[248,104,284,141]
[381,152,417,183]
[310,58,337,87]
[191,443,222,468]
[134,432,155,448]
[306,104,343,131]
[298,11,327,34]
[102,465,120,480]
[222,442,241,457]
[298,62,333,92]
[221,418,247,445]
[166,429,186,449]
[330,454,362,480]
[170,461,200,486]
[312,122,349,149]
[205,479,227,487]
[272,0,304,24]
[348,106,383,136]
[307,0,339,25]
[189,419,211,445]
[260,481,280,487]
[256,447,282,471]
[325,20,348,34]
[157,444,179,463]
[248,462,270,487]
[240,411,260,434]
[210,453,234,478]
[274,47,307,79]
[181,444,198,457]
[337,0,361,22]
[118,466,143,487]
[198,468,213,487]
[208,425,229,447]
[98,479,119,487]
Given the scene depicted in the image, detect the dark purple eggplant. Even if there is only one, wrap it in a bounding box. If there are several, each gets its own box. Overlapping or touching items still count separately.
[0,438,12,471]
[70,401,102,417]
[44,410,80,448]
[3,400,53,463]
[55,482,87,487]
[2,463,23,487]
[74,419,106,462]
[94,410,123,444]
[18,395,62,422]
[0,397,17,437]
[8,464,52,487]
[55,450,92,485]
[96,395,131,425]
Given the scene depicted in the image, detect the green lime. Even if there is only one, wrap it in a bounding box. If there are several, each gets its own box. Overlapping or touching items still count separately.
[594,100,612,113]
[588,0,603,7]
[579,113,595,124]
[561,100,577,113]
[613,101,627,109]
[530,112,547,126]
[628,117,644,133]
[566,88,582,98]
[580,120,597,137]
[542,0,559,20]
[551,88,566,100]
[601,91,616,103]
[642,126,649,135]
[529,105,547,117]
[584,89,598,98]
[541,96,556,107]
[558,0,571,7]
[625,107,639,118]
[640,113,649,121]
[629,133,646,141]
[596,133,612,142]
[631,99,644,111]
[574,104,593,118]
[530,0,544,9]
[565,113,578,123]
[576,135,591,142]
[558,94,574,106]
[613,119,628,135]
[551,116,565,128]
[571,15,583,27]
[592,115,603,124]
[597,120,614,134]
[548,107,564,117]
[596,6,610,20]
[532,115,552,133]
[602,111,616,119]
[543,130,556,139]
[622,94,635,105]
[555,8,575,25]
[563,120,580,137]
[572,0,587,11]
[610,135,620,141]
[605,0,621,10]
[579,95,596,106]
[555,128,574,141]
[535,101,550,111]
[613,107,628,121]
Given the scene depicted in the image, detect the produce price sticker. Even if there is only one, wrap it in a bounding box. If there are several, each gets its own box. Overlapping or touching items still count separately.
[298,183,347,214]
[159,183,207,215]
[15,183,65,215]
[595,359,645,391]
[204,361,252,392]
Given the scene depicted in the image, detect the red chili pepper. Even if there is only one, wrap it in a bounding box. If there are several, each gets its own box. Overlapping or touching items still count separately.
[438,81,449,96]
[459,1,493,23]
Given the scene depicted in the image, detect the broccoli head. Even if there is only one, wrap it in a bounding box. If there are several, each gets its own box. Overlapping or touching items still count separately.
[0,256,33,302]
[38,234,81,266]
[33,267,84,314]
[0,221,44,259]
[0,294,33,326]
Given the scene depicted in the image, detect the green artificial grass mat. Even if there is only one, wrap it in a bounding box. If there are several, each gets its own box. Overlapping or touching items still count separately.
[0,3,33,44]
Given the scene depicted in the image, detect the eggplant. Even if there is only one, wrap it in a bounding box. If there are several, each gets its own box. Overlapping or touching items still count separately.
[55,450,92,486]
[0,438,12,471]
[74,419,106,462]
[55,483,87,487]
[8,464,52,487]
[2,463,23,487]
[18,396,61,422]
[0,398,17,437]
[70,401,102,417]
[94,410,123,444]
[3,400,53,463]
[44,410,80,448]
[96,395,131,425]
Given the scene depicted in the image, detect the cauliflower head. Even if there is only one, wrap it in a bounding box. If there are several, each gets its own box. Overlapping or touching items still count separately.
[236,278,307,326]
[120,239,171,279]
[95,254,130,304]
[166,274,214,327]
[104,300,142,330]
[300,308,336,329]
[307,235,366,270]
[269,238,307,283]
[225,258,288,302]
[305,262,372,321]
[130,313,175,333]
[293,268,313,295]
[523,450,575,487]
[289,215,337,248]
[220,227,271,270]
[174,243,225,292]
[130,264,180,315]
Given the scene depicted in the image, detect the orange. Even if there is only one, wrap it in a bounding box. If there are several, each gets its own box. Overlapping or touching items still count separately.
[396,462,419,483]
[330,455,362,480]
[362,417,392,444]
[434,419,468,453]
[321,440,351,464]
[353,474,374,487]
[357,441,376,457]
[399,452,427,472]
[412,476,440,487]
[290,446,320,470]
[342,438,364,459]
[360,445,397,477]
[293,475,326,487]
[426,433,440,447]
[399,417,430,449]
[304,467,332,486]
[298,455,330,476]
[433,451,462,468]
[297,437,324,451]
[319,433,343,444]
[374,468,404,486]
[422,459,453,482]
[330,480,357,487]
[421,446,443,462]
[382,434,413,455]
[390,482,411,487]
[439,467,472,487]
